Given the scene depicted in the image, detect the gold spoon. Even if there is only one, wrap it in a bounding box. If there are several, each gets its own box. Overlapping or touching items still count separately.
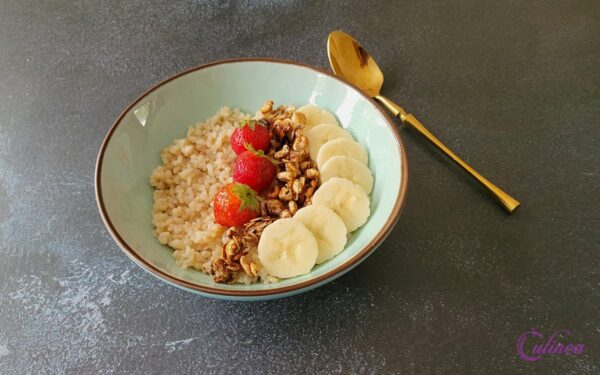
[327,30,520,213]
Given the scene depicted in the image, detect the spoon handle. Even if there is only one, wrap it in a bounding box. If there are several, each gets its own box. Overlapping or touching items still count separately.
[375,95,520,213]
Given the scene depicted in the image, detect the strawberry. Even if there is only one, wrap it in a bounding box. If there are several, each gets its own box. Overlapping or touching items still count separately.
[213,183,260,227]
[230,119,270,155]
[233,145,277,192]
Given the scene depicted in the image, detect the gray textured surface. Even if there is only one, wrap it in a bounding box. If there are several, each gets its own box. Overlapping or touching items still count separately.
[1,0,599,373]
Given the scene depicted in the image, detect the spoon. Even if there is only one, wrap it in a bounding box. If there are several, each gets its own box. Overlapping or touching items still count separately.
[327,30,520,213]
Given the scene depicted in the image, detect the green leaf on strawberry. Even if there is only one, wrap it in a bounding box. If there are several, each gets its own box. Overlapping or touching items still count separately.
[238,119,261,131]
[244,143,278,165]
[231,183,260,212]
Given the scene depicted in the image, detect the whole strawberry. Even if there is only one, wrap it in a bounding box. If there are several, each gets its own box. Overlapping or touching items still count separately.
[233,146,277,192]
[230,119,270,155]
[213,183,260,227]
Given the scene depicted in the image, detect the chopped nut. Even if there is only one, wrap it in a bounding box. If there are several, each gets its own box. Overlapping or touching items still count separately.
[278,186,293,201]
[282,118,294,128]
[225,260,242,273]
[273,119,292,140]
[239,255,252,276]
[291,111,306,126]
[288,200,298,215]
[260,100,274,113]
[288,151,301,163]
[292,178,304,200]
[266,199,285,216]
[300,161,314,170]
[294,127,303,138]
[305,186,315,197]
[274,144,290,159]
[212,257,224,269]
[250,262,260,276]
[274,118,293,129]
[310,179,318,188]
[285,162,300,178]
[292,135,308,152]
[224,238,240,259]
[280,209,292,218]
[306,168,319,179]
[277,171,293,182]
[211,258,233,283]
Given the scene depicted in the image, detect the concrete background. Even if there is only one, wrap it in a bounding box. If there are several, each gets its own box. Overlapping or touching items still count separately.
[0,0,598,373]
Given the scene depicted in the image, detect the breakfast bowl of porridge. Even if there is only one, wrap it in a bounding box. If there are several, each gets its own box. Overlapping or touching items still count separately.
[95,59,408,300]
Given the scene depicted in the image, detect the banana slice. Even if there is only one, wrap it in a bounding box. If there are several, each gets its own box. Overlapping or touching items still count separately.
[258,218,318,278]
[316,138,369,169]
[312,177,370,232]
[293,205,348,264]
[295,104,339,130]
[320,155,373,195]
[305,124,353,161]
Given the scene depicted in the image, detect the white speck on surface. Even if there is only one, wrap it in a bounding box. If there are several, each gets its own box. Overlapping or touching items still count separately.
[0,344,9,358]
[107,270,131,285]
[100,296,111,306]
[165,338,196,353]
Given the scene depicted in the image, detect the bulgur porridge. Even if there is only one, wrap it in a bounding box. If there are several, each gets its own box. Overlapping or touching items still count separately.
[149,107,243,274]
[150,101,372,284]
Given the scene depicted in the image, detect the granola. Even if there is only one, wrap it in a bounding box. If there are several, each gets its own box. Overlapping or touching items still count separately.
[211,217,273,283]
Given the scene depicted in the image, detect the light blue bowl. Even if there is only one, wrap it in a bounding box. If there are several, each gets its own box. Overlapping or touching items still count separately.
[95,59,409,300]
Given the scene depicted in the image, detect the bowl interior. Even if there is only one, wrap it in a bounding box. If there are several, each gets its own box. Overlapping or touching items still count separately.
[98,60,405,297]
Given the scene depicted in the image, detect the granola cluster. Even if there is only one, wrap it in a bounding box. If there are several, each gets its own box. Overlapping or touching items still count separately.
[210,100,321,283]
[211,217,273,283]
[258,100,320,218]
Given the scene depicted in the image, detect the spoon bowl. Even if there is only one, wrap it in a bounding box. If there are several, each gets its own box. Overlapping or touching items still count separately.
[327,31,384,97]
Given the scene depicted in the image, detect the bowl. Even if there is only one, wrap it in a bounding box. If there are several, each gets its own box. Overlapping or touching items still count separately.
[95,58,408,301]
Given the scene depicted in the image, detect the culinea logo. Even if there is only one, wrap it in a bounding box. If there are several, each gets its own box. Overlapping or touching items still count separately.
[517,329,585,362]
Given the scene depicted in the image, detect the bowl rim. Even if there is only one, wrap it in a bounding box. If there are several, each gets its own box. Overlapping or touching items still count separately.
[95,57,409,297]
